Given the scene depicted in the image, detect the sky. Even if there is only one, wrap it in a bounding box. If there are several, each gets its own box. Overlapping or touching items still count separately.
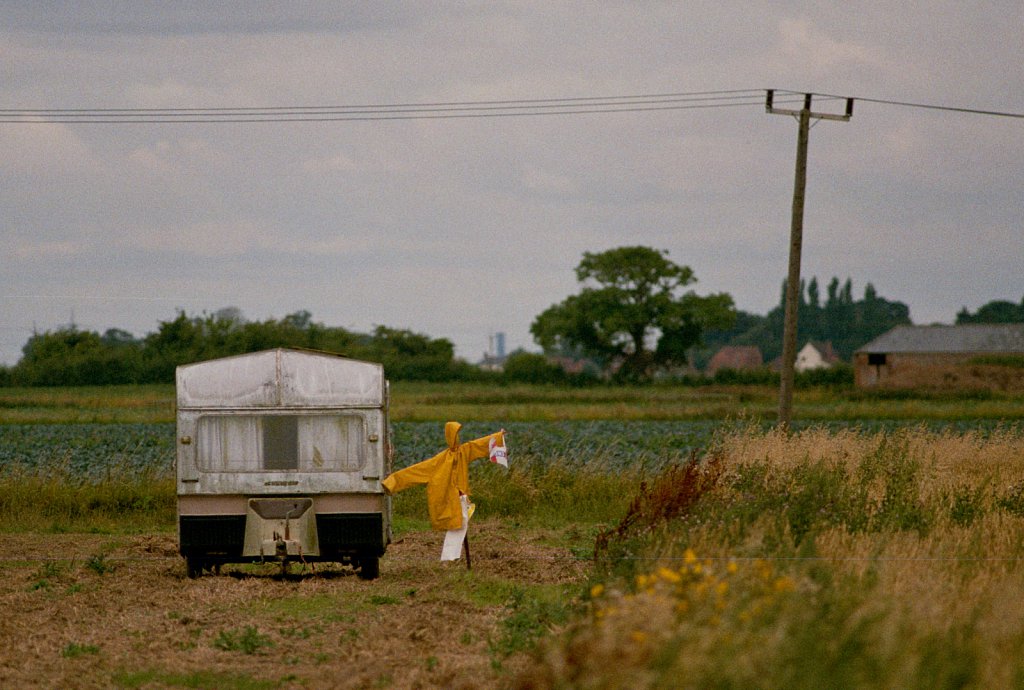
[2,2,1022,366]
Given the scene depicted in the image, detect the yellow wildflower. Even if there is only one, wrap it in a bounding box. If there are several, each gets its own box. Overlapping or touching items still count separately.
[683,548,698,565]
[727,561,739,574]
[590,584,605,599]
[773,576,795,593]
[630,630,648,644]
[657,566,682,584]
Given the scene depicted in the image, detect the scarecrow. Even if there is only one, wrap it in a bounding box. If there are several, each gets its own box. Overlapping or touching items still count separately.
[381,421,507,563]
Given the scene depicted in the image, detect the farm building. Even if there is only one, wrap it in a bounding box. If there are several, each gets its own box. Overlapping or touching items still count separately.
[854,324,1024,390]
[707,345,763,375]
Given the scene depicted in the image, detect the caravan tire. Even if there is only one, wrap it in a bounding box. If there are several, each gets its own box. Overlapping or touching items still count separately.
[357,554,380,580]
[186,557,203,579]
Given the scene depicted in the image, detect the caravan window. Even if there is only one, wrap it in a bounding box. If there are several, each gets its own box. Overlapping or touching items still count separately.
[196,414,366,472]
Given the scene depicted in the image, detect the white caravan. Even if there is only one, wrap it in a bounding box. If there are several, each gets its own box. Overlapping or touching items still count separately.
[175,349,392,579]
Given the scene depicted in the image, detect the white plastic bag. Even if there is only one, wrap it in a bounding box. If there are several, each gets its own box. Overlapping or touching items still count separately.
[488,436,508,468]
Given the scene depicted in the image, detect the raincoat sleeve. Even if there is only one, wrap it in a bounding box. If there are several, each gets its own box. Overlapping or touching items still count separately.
[381,452,444,495]
[461,431,505,462]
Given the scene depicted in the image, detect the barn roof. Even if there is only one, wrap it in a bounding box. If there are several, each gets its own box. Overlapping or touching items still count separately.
[857,324,1024,354]
[707,345,763,374]
[176,348,385,409]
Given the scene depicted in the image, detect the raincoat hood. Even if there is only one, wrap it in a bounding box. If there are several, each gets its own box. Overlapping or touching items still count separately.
[444,421,462,450]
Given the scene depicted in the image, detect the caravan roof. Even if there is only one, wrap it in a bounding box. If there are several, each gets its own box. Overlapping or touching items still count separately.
[176,349,385,409]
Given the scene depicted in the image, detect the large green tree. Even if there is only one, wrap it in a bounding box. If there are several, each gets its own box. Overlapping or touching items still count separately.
[531,246,735,379]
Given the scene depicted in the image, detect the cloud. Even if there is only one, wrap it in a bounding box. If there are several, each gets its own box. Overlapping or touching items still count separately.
[772,17,888,80]
[0,3,1021,367]
[7,241,82,260]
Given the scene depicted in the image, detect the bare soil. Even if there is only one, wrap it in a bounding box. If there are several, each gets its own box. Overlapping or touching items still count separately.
[0,521,587,689]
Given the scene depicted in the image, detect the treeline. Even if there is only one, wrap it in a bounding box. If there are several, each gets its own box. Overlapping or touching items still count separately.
[694,277,911,368]
[0,309,486,386]
[957,297,1024,324]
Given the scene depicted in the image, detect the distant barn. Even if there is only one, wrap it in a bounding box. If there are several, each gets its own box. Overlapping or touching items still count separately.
[854,324,1024,390]
[707,345,763,376]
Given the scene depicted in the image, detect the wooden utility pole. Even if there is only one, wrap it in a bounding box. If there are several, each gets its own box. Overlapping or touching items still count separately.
[767,91,853,430]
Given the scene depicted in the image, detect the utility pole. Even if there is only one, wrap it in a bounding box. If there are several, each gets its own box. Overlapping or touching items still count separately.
[767,91,853,430]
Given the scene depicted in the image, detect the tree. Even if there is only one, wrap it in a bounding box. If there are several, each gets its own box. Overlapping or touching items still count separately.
[957,298,1024,324]
[530,246,735,379]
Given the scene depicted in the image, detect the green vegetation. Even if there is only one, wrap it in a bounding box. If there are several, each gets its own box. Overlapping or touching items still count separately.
[969,354,1024,369]
[213,626,275,655]
[0,308,482,386]
[61,642,100,658]
[957,297,1024,324]
[113,669,279,690]
[531,246,736,380]
[695,276,911,368]
[526,427,1024,688]
[4,386,1024,687]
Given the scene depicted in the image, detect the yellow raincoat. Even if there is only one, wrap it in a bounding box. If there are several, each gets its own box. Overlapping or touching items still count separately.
[381,421,505,531]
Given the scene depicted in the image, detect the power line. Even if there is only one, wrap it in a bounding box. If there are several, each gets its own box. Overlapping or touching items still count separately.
[3,88,763,113]
[775,89,1024,120]
[3,87,1020,123]
[0,89,799,124]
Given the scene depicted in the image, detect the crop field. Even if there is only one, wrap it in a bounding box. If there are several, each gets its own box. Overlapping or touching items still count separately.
[1,418,1018,482]
[1,383,1024,688]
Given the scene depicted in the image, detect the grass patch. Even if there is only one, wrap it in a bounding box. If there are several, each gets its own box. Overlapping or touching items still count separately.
[523,426,1024,689]
[61,642,100,658]
[488,584,577,667]
[0,463,175,533]
[212,626,274,655]
[113,669,279,690]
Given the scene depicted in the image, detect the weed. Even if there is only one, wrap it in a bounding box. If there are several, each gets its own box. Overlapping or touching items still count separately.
[488,586,573,664]
[113,669,277,690]
[368,594,399,606]
[997,482,1024,516]
[949,485,986,527]
[61,642,100,658]
[213,626,274,655]
[279,624,320,639]
[594,452,721,578]
[85,553,113,575]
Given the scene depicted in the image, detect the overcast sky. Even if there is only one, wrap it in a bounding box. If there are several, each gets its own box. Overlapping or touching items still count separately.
[2,2,1022,366]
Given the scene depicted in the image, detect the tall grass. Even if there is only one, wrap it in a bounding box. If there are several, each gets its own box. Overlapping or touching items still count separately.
[1,454,643,534]
[0,463,177,532]
[522,426,1024,689]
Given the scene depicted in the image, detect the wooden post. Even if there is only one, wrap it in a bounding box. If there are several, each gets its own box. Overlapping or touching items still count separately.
[766,91,853,430]
[778,95,812,431]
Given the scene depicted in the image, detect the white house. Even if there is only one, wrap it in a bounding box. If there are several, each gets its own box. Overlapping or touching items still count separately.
[795,341,839,372]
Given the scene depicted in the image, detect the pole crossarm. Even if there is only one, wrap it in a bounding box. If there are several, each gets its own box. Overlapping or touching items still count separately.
[766,90,854,121]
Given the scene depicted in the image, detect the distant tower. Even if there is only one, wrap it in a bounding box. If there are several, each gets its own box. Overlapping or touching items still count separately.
[495,332,506,359]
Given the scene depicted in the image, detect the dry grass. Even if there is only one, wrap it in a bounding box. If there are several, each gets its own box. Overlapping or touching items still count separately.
[0,521,588,689]
[522,427,1024,689]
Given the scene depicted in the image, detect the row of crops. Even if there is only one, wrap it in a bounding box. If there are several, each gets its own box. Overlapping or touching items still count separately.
[0,419,1017,480]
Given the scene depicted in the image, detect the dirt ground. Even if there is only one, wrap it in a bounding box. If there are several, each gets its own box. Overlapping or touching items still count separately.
[0,521,588,689]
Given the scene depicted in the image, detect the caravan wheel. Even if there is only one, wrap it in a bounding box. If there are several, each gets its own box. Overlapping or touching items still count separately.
[357,553,380,580]
[186,557,203,579]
